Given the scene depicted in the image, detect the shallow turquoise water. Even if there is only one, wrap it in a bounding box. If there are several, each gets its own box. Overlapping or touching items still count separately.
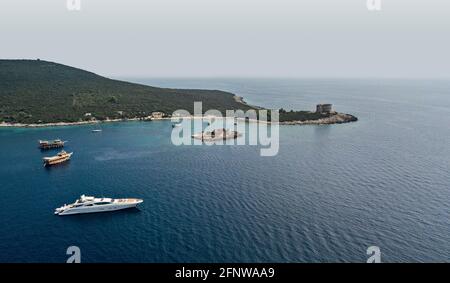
[1,79,449,262]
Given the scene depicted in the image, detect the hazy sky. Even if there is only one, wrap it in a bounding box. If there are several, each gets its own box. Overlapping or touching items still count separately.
[0,0,449,78]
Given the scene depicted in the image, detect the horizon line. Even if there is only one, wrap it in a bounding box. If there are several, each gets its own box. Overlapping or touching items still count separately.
[2,58,450,81]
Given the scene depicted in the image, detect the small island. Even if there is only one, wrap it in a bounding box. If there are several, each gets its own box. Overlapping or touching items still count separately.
[0,59,357,127]
[277,104,357,125]
[192,128,242,141]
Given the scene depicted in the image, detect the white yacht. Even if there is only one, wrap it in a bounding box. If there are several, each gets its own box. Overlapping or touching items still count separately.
[55,195,143,216]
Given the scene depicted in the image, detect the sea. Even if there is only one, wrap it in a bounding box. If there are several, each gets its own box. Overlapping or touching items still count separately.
[1,78,449,262]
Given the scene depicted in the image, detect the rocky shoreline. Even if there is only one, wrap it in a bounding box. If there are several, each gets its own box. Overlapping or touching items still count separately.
[279,112,358,125]
[0,118,140,128]
[0,95,358,128]
[0,113,358,128]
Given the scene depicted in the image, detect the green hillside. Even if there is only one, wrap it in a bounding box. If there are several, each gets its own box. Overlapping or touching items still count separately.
[0,60,254,124]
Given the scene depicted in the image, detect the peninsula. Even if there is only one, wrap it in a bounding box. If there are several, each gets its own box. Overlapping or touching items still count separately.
[0,59,357,127]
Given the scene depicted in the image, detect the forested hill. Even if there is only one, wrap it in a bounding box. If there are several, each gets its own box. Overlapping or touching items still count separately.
[0,59,253,124]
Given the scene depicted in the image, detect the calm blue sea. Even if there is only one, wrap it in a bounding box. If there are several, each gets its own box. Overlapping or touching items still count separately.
[1,78,450,262]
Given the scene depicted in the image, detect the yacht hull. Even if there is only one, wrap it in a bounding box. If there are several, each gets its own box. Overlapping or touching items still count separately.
[56,202,140,216]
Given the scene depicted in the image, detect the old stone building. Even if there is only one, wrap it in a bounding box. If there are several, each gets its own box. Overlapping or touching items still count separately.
[316,104,333,113]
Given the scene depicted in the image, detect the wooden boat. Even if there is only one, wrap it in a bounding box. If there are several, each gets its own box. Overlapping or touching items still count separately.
[39,139,65,149]
[43,150,73,166]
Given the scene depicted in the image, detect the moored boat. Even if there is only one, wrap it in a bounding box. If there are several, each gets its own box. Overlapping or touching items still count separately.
[55,195,143,215]
[43,150,73,166]
[39,139,65,149]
